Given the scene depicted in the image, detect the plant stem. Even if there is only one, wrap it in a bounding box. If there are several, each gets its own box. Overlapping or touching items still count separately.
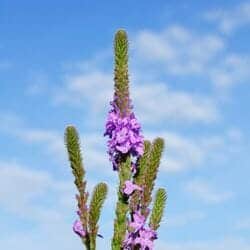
[112,156,131,250]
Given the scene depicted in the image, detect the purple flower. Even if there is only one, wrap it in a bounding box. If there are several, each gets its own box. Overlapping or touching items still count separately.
[129,211,145,232]
[73,220,86,238]
[104,100,144,170]
[134,228,157,250]
[123,207,157,250]
[123,232,134,247]
[123,226,157,250]
[123,180,143,196]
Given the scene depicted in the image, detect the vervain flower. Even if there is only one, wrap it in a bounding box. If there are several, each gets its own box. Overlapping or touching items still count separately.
[73,220,86,238]
[104,100,144,170]
[123,226,157,250]
[129,210,145,232]
[123,180,143,196]
[134,227,157,250]
[123,209,157,250]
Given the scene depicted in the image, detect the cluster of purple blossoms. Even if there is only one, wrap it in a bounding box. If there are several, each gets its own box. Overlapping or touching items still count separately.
[104,100,144,170]
[122,182,157,250]
[123,210,157,250]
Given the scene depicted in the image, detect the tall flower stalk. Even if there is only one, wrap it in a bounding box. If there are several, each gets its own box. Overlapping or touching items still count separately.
[65,29,167,250]
[65,126,108,250]
[104,30,167,250]
[104,30,144,249]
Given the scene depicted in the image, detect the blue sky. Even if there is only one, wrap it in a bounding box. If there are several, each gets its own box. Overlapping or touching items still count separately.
[0,1,250,249]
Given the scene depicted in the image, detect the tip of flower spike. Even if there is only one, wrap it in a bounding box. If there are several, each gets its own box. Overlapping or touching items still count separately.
[115,29,128,40]
[114,29,128,57]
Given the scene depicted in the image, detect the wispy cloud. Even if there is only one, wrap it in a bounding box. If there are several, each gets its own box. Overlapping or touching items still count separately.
[0,112,111,175]
[0,159,117,250]
[185,179,234,204]
[134,25,224,75]
[53,71,113,108]
[210,54,250,88]
[132,81,219,124]
[205,2,250,33]
[145,129,242,173]
[165,211,206,228]
[0,161,73,220]
[0,112,65,162]
[134,24,250,88]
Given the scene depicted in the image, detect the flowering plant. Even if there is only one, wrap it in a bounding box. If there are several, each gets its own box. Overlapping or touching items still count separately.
[65,30,167,250]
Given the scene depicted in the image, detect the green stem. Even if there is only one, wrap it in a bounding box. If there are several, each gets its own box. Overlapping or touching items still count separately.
[112,156,131,250]
[82,237,91,250]
[112,29,132,250]
[89,239,95,250]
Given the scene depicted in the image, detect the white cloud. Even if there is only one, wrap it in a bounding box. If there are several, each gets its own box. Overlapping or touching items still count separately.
[0,159,113,246]
[210,54,250,87]
[164,211,206,228]
[185,179,234,204]
[0,112,113,175]
[19,129,65,158]
[0,114,66,162]
[132,82,219,124]
[0,112,100,166]
[205,2,250,33]
[0,161,74,220]
[0,160,115,250]
[144,128,242,173]
[146,131,204,173]
[134,25,225,75]
[54,71,113,108]
[134,24,250,88]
